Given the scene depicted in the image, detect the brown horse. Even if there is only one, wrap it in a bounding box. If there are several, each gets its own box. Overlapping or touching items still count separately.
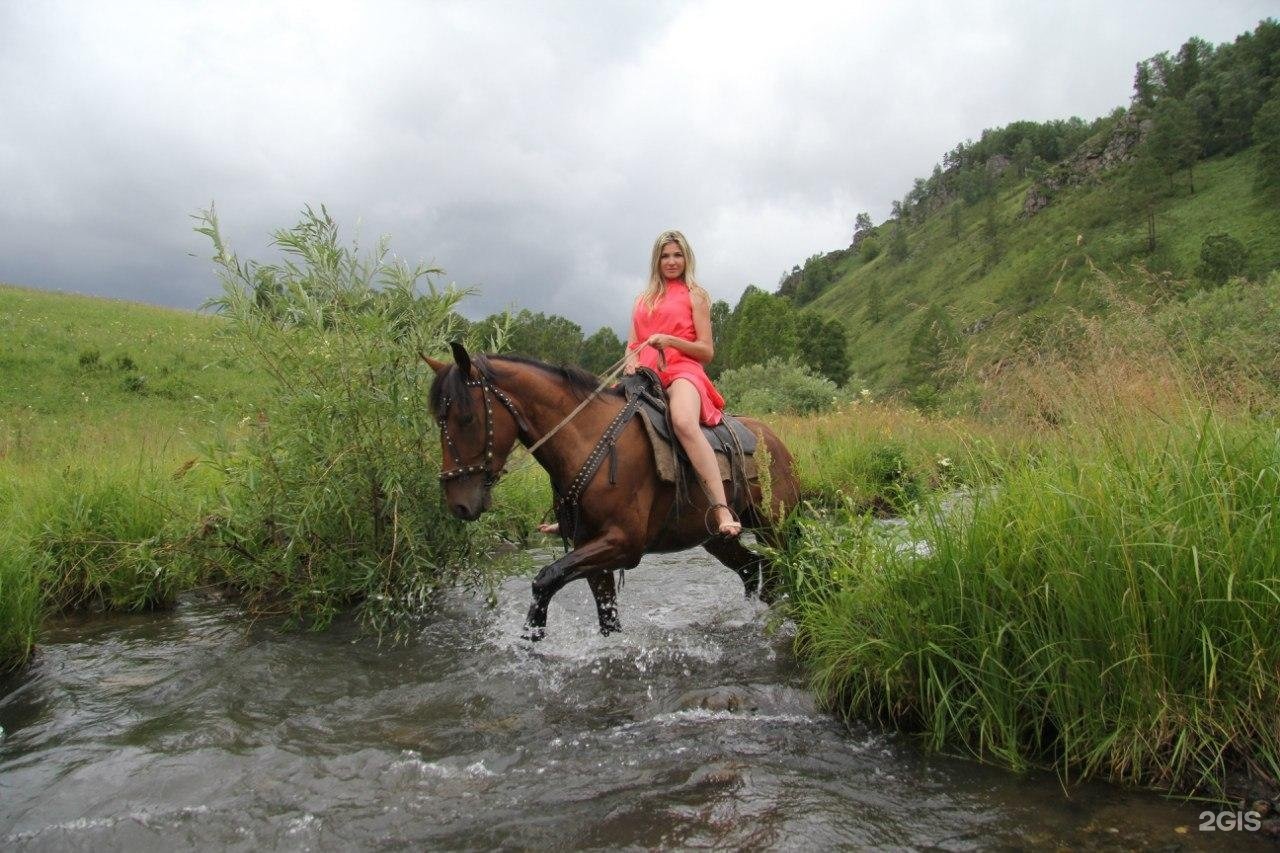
[424,342,799,640]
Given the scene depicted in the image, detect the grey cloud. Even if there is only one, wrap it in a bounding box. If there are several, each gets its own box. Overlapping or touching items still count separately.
[1,1,1275,335]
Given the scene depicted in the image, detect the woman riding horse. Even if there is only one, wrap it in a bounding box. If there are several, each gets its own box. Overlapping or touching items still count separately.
[425,232,799,640]
[538,230,742,538]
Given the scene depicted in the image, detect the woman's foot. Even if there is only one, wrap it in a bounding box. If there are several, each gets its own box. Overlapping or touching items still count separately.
[711,504,742,537]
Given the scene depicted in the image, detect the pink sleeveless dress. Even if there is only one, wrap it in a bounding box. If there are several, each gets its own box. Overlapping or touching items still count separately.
[629,280,726,426]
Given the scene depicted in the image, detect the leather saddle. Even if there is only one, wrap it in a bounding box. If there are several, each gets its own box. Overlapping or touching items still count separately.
[616,368,758,492]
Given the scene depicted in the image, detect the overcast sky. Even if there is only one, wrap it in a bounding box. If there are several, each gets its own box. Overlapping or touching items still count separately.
[1,1,1274,334]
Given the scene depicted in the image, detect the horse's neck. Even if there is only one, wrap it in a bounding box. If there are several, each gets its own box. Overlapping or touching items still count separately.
[497,363,621,484]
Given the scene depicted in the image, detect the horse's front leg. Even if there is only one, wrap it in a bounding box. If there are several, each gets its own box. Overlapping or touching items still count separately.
[586,570,622,636]
[524,532,635,641]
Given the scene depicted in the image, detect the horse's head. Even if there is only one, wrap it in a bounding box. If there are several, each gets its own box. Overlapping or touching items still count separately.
[425,342,528,521]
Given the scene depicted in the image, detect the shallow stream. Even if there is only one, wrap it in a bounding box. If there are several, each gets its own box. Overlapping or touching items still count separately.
[0,549,1264,850]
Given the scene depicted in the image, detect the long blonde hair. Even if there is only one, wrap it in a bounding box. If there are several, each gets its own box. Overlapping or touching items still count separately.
[640,230,709,311]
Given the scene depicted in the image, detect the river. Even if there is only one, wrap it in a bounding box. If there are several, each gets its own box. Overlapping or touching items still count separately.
[0,548,1265,850]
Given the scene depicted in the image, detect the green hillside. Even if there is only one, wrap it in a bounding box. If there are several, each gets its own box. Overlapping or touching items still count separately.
[806,146,1280,390]
[767,20,1280,394]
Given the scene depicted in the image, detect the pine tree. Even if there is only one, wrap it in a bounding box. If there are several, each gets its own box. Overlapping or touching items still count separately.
[1133,61,1157,107]
[866,279,883,323]
[905,304,961,389]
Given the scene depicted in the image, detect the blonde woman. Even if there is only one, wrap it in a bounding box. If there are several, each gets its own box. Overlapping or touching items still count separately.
[624,230,740,537]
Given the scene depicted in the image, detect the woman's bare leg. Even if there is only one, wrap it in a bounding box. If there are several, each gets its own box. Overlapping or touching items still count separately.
[667,379,741,536]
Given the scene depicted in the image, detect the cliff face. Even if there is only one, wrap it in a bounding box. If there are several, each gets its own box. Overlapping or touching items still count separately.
[1022,110,1151,217]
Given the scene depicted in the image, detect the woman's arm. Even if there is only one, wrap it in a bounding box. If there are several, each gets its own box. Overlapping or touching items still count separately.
[646,290,714,364]
[624,301,642,374]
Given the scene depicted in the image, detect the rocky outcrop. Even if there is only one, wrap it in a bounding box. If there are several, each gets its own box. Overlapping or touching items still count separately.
[1022,110,1152,217]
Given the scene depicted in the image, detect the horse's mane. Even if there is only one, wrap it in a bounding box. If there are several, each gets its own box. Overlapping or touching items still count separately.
[429,353,620,419]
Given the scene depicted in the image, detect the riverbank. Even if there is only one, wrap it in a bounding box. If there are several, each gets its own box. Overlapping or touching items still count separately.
[774,410,1280,805]
[764,301,1280,809]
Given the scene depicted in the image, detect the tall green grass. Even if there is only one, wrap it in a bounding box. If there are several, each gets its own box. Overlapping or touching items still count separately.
[776,411,1280,795]
[0,529,40,671]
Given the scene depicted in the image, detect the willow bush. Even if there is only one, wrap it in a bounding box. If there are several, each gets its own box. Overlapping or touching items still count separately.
[196,207,509,630]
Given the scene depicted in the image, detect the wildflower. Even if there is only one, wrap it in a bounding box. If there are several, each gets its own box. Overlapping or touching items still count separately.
[860,388,871,398]
[937,455,952,468]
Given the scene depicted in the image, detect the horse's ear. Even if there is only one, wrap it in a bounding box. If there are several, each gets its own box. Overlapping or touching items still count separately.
[450,341,474,378]
[421,352,449,375]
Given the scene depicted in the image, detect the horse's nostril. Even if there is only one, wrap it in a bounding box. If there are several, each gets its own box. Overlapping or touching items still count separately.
[453,503,470,519]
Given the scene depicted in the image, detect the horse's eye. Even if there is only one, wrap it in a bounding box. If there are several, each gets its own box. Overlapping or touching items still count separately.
[459,413,475,426]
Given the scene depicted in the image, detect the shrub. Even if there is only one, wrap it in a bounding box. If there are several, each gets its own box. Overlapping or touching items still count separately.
[121,374,147,393]
[78,349,101,369]
[111,353,138,371]
[1196,233,1248,285]
[908,383,942,413]
[718,357,840,416]
[865,441,921,510]
[859,237,881,262]
[196,206,511,631]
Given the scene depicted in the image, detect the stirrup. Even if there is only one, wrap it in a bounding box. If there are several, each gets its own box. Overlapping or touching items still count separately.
[705,502,742,538]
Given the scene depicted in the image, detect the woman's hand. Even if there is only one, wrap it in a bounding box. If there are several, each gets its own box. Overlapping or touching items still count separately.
[645,333,671,349]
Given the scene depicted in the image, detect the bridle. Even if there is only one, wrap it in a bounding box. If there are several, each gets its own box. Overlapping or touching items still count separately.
[434,349,636,490]
[436,375,531,487]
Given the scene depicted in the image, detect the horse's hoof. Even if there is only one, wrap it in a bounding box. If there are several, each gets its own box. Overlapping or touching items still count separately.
[522,625,546,643]
[599,620,623,637]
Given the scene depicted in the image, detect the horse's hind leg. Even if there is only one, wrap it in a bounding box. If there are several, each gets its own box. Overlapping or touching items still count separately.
[702,536,777,602]
[586,570,622,636]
